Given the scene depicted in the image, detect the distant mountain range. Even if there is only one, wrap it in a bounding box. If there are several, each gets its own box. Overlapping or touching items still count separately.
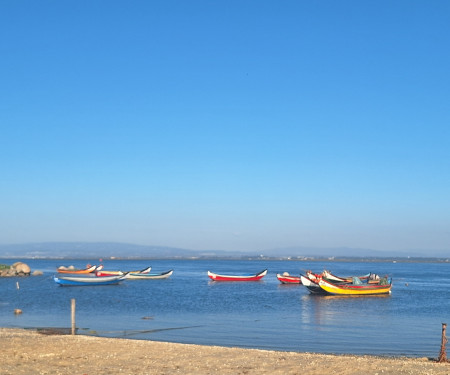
[0,242,242,259]
[0,242,448,259]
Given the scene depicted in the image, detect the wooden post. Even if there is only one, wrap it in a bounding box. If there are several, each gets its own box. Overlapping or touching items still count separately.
[71,299,76,335]
[438,323,448,362]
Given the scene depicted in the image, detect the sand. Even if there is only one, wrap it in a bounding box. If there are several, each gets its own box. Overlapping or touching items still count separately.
[1,328,449,375]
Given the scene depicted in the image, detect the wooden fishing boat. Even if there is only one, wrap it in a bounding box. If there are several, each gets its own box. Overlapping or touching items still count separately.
[305,270,373,285]
[207,269,267,281]
[318,277,392,296]
[276,273,301,284]
[125,270,173,280]
[304,270,321,281]
[96,266,151,277]
[53,274,127,286]
[57,265,98,274]
[322,270,371,283]
[300,275,329,294]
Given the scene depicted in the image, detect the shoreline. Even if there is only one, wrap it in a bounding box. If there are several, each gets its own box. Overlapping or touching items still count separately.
[2,328,450,374]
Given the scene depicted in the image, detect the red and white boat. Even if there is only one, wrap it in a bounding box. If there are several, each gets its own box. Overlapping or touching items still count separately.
[207,269,267,281]
[276,273,301,284]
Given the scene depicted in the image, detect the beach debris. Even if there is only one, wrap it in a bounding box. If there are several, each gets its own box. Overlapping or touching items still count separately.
[37,327,73,335]
[438,323,448,363]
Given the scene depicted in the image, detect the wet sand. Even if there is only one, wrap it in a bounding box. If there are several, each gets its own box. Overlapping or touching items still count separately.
[1,328,449,374]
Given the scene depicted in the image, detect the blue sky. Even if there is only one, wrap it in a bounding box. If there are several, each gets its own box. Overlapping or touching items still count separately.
[1,1,449,253]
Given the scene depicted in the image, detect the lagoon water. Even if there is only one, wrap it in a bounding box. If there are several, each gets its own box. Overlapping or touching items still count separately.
[1,258,449,357]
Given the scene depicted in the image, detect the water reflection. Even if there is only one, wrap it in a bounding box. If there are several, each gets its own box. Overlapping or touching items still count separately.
[300,293,392,326]
[276,283,302,290]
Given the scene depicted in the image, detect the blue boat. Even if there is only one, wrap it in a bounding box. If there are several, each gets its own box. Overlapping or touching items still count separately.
[53,274,127,286]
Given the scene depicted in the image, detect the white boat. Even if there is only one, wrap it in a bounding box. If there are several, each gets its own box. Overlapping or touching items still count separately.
[125,270,173,280]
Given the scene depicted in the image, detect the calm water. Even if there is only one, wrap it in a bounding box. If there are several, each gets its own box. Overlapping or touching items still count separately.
[1,258,449,357]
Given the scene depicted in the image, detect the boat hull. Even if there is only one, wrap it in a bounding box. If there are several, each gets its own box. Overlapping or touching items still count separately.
[300,275,329,294]
[53,275,126,286]
[207,269,267,281]
[126,270,173,280]
[57,265,98,274]
[318,278,392,295]
[96,266,151,277]
[276,273,301,284]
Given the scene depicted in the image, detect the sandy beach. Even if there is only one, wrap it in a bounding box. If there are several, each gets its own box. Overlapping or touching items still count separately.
[1,328,449,375]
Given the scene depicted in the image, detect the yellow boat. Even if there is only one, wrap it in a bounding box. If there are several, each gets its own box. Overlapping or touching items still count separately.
[318,277,392,296]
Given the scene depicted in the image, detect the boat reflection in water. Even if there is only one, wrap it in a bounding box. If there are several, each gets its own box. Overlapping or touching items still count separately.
[300,292,391,327]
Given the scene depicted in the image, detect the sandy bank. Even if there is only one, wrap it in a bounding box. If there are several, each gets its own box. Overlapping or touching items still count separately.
[1,328,449,374]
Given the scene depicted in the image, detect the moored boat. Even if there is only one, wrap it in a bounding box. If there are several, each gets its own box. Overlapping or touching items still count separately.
[318,277,392,296]
[57,265,98,274]
[96,266,151,277]
[125,270,173,280]
[322,270,371,283]
[304,270,325,283]
[207,269,267,281]
[53,274,127,286]
[276,273,301,284]
[300,274,329,294]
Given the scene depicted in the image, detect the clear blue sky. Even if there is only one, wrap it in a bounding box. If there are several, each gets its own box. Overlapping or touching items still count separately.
[1,1,449,253]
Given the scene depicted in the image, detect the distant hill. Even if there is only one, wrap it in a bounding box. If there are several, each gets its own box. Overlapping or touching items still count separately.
[0,242,447,259]
[0,242,243,259]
